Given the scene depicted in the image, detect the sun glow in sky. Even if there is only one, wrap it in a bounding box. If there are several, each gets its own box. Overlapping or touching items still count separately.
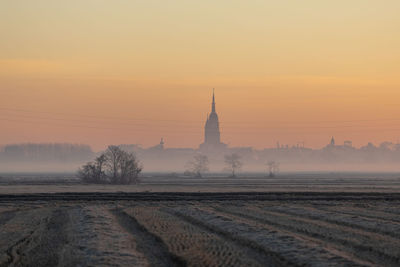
[1,0,400,150]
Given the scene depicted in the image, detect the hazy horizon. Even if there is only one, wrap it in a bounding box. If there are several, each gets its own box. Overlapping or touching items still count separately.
[3,3,400,266]
[2,1,400,150]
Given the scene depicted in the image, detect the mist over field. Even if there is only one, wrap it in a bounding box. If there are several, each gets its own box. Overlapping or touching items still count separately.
[2,141,400,173]
[3,1,400,266]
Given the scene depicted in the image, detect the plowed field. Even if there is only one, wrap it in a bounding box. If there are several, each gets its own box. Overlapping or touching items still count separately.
[1,192,399,266]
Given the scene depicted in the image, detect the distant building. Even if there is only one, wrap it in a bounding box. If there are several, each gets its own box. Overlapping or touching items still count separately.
[330,136,335,146]
[148,138,165,151]
[199,89,227,151]
[344,140,352,148]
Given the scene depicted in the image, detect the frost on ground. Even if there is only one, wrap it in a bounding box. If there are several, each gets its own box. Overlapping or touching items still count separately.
[1,197,400,266]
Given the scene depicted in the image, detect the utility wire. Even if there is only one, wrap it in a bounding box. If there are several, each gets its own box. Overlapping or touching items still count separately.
[2,116,400,135]
[2,107,400,126]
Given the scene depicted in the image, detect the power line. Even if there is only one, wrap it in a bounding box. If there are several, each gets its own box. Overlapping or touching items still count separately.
[2,107,400,126]
[2,116,400,135]
[0,111,398,131]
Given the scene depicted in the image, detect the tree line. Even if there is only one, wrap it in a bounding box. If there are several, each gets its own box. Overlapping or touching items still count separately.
[78,146,279,185]
[185,153,279,178]
[0,143,93,161]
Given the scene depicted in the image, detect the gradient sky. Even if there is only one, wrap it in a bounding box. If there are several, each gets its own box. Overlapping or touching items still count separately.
[1,1,400,150]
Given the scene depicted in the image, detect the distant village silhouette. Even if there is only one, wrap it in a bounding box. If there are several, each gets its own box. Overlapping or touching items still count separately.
[1,90,400,171]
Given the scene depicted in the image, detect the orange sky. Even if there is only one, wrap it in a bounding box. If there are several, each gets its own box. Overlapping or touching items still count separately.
[1,1,400,150]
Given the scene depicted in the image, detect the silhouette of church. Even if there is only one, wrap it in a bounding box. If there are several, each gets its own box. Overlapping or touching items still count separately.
[330,136,335,146]
[199,89,227,151]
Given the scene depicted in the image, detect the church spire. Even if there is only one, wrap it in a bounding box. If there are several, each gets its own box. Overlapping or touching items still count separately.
[211,88,216,113]
[200,89,225,149]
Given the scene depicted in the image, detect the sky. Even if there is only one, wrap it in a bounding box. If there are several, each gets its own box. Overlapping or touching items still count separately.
[1,0,400,150]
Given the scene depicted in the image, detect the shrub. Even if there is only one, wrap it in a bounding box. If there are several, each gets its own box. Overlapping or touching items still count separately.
[78,146,142,184]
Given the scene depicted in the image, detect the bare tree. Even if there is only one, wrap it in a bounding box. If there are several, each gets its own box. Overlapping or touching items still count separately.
[105,145,125,184]
[118,151,142,184]
[266,161,280,177]
[78,145,142,184]
[78,154,107,183]
[186,154,209,178]
[224,153,243,177]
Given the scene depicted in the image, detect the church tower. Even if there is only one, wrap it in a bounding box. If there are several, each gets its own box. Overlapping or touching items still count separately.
[200,90,226,150]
